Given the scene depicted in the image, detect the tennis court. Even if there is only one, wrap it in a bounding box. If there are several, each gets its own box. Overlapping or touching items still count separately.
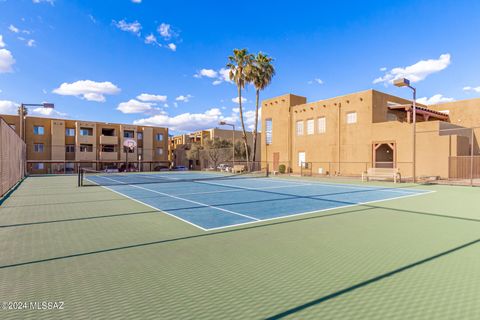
[1,174,480,319]
[82,171,431,230]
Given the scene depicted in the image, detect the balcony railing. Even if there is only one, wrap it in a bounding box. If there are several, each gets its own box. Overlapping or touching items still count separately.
[100,135,118,145]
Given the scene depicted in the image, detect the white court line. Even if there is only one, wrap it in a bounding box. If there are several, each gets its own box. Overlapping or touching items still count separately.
[84,177,209,231]
[266,177,432,194]
[204,189,436,231]
[92,175,260,223]
[86,174,435,232]
[175,183,313,196]
[134,175,180,181]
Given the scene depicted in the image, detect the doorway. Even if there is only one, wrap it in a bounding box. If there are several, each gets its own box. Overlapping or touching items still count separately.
[373,142,395,168]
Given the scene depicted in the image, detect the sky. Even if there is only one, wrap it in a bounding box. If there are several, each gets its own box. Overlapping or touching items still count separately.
[1,0,480,134]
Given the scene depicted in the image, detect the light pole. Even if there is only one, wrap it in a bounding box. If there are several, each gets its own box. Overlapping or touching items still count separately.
[394,78,416,183]
[219,121,235,167]
[18,103,54,141]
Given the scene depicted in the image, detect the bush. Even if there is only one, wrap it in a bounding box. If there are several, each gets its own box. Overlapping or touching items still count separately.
[278,164,286,174]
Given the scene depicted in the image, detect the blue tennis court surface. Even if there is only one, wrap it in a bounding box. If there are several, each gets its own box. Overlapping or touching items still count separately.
[85,172,431,230]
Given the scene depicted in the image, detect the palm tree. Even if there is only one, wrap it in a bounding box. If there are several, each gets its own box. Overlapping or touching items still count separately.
[248,53,275,164]
[227,48,254,167]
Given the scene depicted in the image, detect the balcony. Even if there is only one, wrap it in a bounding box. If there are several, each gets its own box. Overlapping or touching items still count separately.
[78,135,95,144]
[100,151,119,161]
[100,135,118,145]
[76,151,96,161]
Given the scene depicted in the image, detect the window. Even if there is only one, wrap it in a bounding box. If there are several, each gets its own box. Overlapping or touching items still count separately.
[265,119,272,144]
[156,133,164,141]
[306,119,314,135]
[101,145,115,152]
[65,145,75,153]
[318,117,326,133]
[387,112,398,121]
[80,144,93,152]
[156,147,164,155]
[80,128,93,136]
[34,143,44,152]
[33,163,44,170]
[65,128,75,136]
[346,112,357,124]
[137,132,143,140]
[296,121,304,136]
[101,128,115,136]
[34,126,44,135]
[298,152,306,167]
[124,130,134,138]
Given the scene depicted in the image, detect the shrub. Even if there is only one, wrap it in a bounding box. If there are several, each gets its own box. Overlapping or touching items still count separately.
[278,164,286,174]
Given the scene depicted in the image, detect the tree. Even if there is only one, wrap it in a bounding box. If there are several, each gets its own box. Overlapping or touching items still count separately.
[227,48,254,169]
[234,140,250,161]
[247,52,275,163]
[204,138,233,169]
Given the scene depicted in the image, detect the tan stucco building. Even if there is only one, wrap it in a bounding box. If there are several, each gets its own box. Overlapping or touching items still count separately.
[261,89,480,180]
[170,128,261,170]
[0,114,169,174]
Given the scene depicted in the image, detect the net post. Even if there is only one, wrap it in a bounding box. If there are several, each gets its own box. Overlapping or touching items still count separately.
[266,162,269,177]
[78,168,83,187]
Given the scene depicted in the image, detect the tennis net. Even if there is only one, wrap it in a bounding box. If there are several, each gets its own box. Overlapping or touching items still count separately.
[79,166,269,187]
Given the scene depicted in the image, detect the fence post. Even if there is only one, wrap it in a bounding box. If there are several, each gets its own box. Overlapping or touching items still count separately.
[471,129,474,187]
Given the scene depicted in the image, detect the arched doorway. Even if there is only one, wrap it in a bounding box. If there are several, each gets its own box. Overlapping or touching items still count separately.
[373,142,396,168]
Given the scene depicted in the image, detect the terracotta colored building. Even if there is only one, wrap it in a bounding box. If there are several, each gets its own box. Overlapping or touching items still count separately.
[0,114,169,174]
[261,89,480,180]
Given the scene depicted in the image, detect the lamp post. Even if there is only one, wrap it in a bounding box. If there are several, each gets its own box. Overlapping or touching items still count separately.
[394,78,416,183]
[219,121,235,167]
[18,103,54,141]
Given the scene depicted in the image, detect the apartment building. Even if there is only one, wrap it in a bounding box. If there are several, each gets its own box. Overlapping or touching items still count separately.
[261,89,480,179]
[169,128,261,170]
[0,114,169,174]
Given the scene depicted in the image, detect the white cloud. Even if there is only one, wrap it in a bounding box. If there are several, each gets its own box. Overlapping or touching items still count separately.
[137,93,167,102]
[176,94,192,102]
[0,100,18,114]
[380,67,387,72]
[27,39,35,47]
[0,35,5,48]
[167,43,176,51]
[157,23,173,39]
[218,68,231,82]
[463,86,480,93]
[194,69,218,78]
[308,78,324,85]
[134,108,233,132]
[117,99,155,114]
[373,53,451,85]
[231,107,261,130]
[131,0,142,3]
[232,96,247,104]
[194,67,232,85]
[0,48,15,73]
[32,0,54,5]
[8,25,19,33]
[144,33,160,46]
[88,14,97,24]
[52,80,120,102]
[31,107,67,118]
[113,19,141,36]
[416,94,454,105]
